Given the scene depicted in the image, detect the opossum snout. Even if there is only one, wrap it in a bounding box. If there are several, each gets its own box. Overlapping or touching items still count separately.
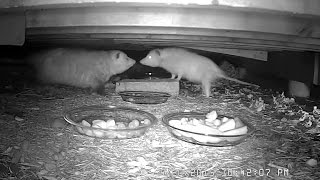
[139,55,159,67]
[123,58,135,71]
[140,58,146,65]
[127,57,136,66]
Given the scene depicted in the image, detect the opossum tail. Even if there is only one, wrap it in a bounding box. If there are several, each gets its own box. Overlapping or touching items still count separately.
[221,75,260,88]
[215,67,259,88]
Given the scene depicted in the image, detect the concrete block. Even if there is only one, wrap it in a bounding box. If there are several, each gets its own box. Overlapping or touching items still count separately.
[115,79,179,97]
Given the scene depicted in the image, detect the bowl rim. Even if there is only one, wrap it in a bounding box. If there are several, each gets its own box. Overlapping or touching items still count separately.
[118,91,171,97]
[63,105,158,132]
[162,111,255,137]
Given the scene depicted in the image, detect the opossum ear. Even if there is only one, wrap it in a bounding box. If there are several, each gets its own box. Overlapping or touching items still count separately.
[154,49,161,56]
[115,52,121,59]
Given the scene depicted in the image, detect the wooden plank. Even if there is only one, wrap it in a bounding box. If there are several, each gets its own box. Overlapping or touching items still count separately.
[1,0,320,17]
[0,2,316,52]
[22,5,320,52]
[1,0,320,52]
[27,27,320,46]
[25,36,320,52]
[25,6,320,38]
[0,13,25,45]
[216,0,320,16]
[26,31,320,52]
[26,27,320,48]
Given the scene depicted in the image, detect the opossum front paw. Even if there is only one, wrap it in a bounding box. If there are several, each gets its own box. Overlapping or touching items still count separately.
[202,90,211,98]
[171,74,176,79]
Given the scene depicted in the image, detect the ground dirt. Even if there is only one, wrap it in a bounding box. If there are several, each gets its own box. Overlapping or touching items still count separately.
[0,64,319,180]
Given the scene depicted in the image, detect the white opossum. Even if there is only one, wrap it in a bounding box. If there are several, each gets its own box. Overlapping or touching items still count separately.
[140,47,259,97]
[30,48,136,95]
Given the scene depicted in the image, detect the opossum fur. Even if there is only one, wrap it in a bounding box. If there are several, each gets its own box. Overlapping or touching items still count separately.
[140,47,258,97]
[30,48,135,95]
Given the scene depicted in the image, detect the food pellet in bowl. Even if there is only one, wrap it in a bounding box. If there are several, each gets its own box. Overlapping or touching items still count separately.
[218,119,236,132]
[221,117,229,123]
[82,120,91,127]
[92,120,108,129]
[191,119,202,126]
[116,122,126,129]
[128,120,140,128]
[105,119,116,127]
[206,111,217,120]
[213,119,221,126]
[142,119,151,125]
[181,118,188,125]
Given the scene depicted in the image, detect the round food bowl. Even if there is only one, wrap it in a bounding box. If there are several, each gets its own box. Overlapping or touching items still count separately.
[64,105,157,139]
[118,91,171,104]
[162,112,255,147]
